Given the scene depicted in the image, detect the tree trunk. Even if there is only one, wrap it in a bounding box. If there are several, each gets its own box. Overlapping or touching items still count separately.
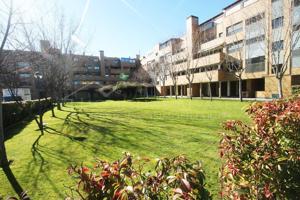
[0,103,9,167]
[189,82,193,100]
[175,84,178,100]
[57,101,61,110]
[278,78,283,99]
[163,82,166,98]
[39,114,44,135]
[209,82,212,101]
[51,101,55,118]
[239,78,243,102]
[2,165,30,199]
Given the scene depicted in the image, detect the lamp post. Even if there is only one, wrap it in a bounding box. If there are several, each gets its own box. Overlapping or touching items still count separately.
[34,71,44,135]
[34,71,43,99]
[0,97,8,167]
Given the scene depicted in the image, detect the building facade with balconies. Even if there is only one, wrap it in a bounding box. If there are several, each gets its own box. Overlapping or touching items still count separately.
[0,45,140,101]
[71,51,140,100]
[142,0,300,99]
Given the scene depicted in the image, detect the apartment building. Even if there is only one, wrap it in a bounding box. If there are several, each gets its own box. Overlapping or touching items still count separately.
[71,51,139,100]
[142,0,300,99]
[0,42,140,101]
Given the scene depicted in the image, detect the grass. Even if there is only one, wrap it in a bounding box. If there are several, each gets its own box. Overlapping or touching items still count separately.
[0,99,250,199]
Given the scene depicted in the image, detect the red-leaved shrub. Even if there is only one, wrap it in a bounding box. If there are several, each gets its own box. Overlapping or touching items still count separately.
[67,153,211,200]
[220,97,300,199]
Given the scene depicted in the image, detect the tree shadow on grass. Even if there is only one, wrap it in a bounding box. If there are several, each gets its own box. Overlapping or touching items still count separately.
[22,105,186,198]
[1,165,30,200]
[2,118,38,199]
[4,118,34,142]
[60,108,178,151]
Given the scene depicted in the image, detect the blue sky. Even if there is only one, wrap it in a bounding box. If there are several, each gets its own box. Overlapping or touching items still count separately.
[15,0,234,58]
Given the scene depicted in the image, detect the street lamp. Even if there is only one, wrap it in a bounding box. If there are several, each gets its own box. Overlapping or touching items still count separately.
[34,71,43,80]
[34,72,43,99]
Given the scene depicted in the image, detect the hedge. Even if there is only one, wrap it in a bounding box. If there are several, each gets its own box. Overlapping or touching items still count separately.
[2,99,51,130]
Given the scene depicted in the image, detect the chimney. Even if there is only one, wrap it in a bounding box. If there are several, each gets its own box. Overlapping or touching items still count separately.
[99,50,105,77]
[186,15,199,55]
[40,40,51,53]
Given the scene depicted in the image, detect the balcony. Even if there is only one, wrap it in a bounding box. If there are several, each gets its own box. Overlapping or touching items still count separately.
[73,75,103,81]
[193,52,224,67]
[110,68,121,74]
[200,37,224,51]
[165,69,234,86]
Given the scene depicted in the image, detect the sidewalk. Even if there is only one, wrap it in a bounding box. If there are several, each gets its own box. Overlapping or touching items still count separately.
[162,96,274,102]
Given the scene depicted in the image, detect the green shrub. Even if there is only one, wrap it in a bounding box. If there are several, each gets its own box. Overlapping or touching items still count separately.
[68,153,211,200]
[220,98,300,199]
[292,86,300,96]
[3,99,51,129]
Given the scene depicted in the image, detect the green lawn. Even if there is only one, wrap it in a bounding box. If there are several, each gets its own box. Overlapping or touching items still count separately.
[0,99,249,199]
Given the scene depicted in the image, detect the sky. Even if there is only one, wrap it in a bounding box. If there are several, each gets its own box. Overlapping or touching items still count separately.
[9,0,234,58]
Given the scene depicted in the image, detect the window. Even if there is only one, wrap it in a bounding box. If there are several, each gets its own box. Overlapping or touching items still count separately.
[246,56,265,72]
[94,66,100,70]
[292,75,300,85]
[246,35,265,45]
[73,57,79,62]
[105,66,110,76]
[246,13,265,25]
[226,21,243,36]
[272,40,284,51]
[112,59,120,65]
[272,17,284,29]
[295,0,300,7]
[219,32,223,38]
[227,40,244,53]
[271,64,283,74]
[200,21,217,43]
[19,73,31,78]
[202,21,215,31]
[194,48,222,59]
[73,80,80,85]
[293,48,300,67]
[17,62,30,68]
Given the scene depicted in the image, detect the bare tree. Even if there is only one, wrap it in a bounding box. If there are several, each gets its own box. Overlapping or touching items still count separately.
[225,39,244,102]
[0,0,13,168]
[0,1,31,198]
[157,55,168,98]
[130,65,152,97]
[166,53,181,99]
[179,31,202,100]
[196,25,222,101]
[268,1,300,98]
[205,67,214,101]
[146,60,159,97]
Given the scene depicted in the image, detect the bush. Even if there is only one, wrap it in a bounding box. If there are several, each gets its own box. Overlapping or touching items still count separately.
[2,99,51,130]
[220,98,300,199]
[67,153,211,200]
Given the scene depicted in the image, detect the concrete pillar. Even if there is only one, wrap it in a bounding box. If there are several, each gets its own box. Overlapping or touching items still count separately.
[180,85,183,97]
[219,81,222,98]
[227,81,231,97]
[170,86,172,96]
[200,83,202,98]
